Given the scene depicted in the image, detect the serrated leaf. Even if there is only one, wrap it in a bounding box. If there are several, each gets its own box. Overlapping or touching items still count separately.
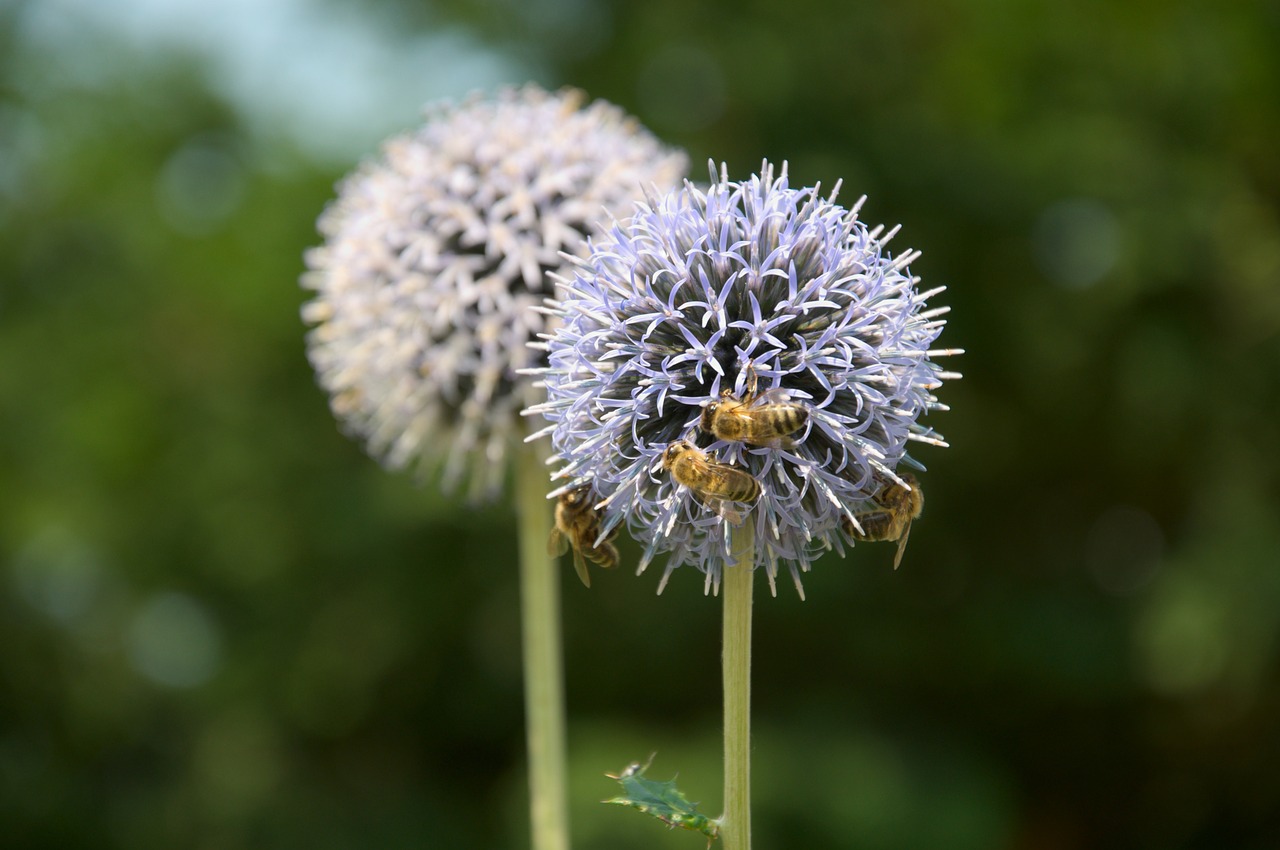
[604,758,719,844]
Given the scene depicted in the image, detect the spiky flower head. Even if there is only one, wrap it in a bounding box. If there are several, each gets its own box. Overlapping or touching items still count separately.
[528,162,960,596]
[301,85,687,498]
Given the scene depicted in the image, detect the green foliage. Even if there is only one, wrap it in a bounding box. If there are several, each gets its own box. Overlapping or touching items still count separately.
[605,759,719,844]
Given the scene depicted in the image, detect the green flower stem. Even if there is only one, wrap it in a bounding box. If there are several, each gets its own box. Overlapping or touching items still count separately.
[721,522,755,850]
[516,441,570,850]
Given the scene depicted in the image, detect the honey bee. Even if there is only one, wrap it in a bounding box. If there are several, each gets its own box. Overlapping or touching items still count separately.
[548,487,619,587]
[843,472,924,570]
[661,439,762,524]
[699,374,809,448]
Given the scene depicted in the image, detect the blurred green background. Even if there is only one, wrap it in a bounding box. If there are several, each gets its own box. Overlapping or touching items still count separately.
[3,0,1279,847]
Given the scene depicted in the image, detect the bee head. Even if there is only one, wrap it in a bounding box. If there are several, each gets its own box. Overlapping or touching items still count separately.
[698,401,719,432]
[661,439,691,469]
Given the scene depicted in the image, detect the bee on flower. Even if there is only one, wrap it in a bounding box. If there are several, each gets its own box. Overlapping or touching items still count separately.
[526,161,960,596]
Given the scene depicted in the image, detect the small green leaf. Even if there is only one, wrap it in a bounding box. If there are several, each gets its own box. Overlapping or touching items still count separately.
[604,757,719,844]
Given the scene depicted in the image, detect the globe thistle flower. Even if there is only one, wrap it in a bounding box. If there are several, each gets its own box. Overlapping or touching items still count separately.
[527,162,960,597]
[301,85,687,499]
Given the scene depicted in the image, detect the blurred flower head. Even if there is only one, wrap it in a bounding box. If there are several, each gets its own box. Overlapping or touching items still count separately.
[302,84,687,499]
[528,162,959,596]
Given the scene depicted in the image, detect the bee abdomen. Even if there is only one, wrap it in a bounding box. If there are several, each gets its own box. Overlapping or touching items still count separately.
[725,472,762,503]
[769,405,809,434]
[588,540,620,569]
[845,510,896,541]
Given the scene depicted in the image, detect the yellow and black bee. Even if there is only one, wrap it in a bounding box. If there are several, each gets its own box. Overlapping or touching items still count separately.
[843,472,924,569]
[699,374,808,448]
[548,487,619,587]
[661,439,762,524]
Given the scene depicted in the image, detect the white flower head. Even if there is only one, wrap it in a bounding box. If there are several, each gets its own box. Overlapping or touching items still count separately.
[302,85,687,499]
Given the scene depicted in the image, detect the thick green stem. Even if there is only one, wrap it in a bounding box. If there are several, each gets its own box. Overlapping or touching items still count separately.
[516,442,570,850]
[720,522,755,850]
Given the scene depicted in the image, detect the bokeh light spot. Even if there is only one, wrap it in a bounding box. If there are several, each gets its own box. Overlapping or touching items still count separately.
[1033,197,1121,288]
[155,134,247,236]
[11,525,104,625]
[127,591,223,688]
[1135,580,1228,696]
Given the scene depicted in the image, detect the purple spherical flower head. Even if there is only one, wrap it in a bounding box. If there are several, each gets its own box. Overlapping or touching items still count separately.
[302,85,687,500]
[527,161,960,597]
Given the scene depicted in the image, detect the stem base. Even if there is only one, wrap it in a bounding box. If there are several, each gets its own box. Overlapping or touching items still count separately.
[721,523,754,850]
[516,444,571,850]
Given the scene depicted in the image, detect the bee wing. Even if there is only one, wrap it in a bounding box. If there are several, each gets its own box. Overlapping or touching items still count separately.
[748,387,798,406]
[571,548,592,588]
[892,518,913,570]
[547,528,569,558]
[707,497,747,526]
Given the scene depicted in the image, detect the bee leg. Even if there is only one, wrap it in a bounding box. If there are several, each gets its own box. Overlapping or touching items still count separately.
[743,364,759,398]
